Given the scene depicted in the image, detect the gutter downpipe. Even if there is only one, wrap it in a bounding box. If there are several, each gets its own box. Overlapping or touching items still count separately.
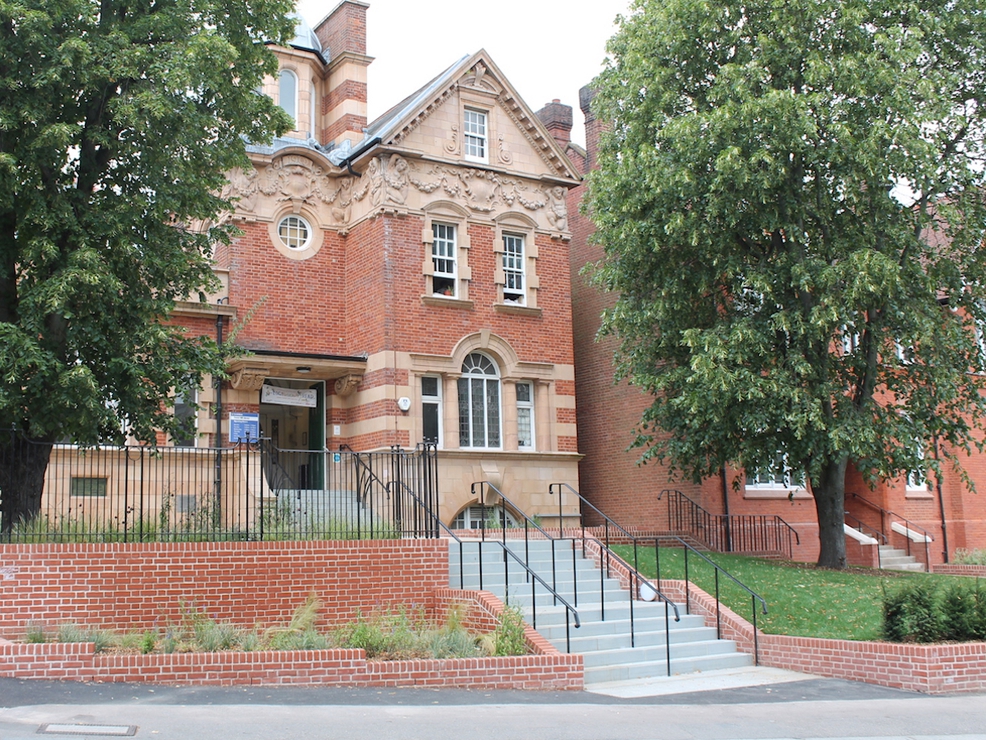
[933,435,949,564]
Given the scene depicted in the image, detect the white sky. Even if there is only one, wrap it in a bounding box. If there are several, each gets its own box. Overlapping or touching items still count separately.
[295,0,631,147]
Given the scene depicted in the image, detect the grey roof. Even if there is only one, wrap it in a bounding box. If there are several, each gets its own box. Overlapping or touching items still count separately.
[287,12,326,62]
[363,54,471,142]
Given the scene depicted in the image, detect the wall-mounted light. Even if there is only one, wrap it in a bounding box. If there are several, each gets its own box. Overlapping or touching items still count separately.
[296,366,312,374]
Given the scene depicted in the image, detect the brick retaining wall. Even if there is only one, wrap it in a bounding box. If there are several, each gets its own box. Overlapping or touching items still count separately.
[0,542,582,690]
[932,564,986,577]
[669,579,986,694]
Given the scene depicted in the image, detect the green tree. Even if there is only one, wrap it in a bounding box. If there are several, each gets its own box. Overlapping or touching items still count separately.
[0,0,294,531]
[587,0,986,568]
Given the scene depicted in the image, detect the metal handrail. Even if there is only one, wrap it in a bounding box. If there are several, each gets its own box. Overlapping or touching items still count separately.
[849,491,932,566]
[552,482,768,665]
[659,488,800,558]
[844,511,888,542]
[386,480,583,651]
[469,481,582,651]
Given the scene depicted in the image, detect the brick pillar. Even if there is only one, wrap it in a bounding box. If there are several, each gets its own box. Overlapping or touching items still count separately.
[314,1,372,147]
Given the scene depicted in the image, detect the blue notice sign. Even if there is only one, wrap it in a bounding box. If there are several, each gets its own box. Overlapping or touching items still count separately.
[229,412,260,443]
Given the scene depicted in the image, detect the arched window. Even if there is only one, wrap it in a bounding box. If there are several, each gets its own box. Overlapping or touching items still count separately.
[458,352,500,448]
[451,504,518,530]
[279,69,297,125]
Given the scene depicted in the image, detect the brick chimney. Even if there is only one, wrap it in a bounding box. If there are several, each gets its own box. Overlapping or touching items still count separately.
[314,1,372,147]
[579,85,602,171]
[536,99,573,148]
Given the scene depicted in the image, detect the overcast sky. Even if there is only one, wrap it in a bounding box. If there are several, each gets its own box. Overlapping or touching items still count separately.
[295,0,631,147]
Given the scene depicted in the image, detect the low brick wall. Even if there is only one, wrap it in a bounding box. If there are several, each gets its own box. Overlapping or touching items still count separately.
[932,564,986,577]
[0,542,582,690]
[0,540,449,632]
[669,579,986,694]
[0,641,582,689]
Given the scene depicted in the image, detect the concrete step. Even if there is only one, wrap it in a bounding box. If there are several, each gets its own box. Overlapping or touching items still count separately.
[447,538,754,686]
[584,651,754,684]
[878,546,927,572]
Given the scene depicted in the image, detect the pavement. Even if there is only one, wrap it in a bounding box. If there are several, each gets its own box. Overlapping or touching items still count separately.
[0,668,983,740]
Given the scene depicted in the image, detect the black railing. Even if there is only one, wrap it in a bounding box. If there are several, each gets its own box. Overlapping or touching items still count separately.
[844,511,887,568]
[471,481,582,653]
[552,482,767,665]
[0,431,439,542]
[660,489,800,559]
[848,492,932,569]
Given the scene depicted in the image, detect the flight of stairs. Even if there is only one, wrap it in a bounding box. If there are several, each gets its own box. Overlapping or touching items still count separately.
[879,545,926,571]
[448,538,753,686]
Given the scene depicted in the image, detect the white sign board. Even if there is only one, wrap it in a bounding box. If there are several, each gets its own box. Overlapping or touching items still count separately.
[261,384,317,408]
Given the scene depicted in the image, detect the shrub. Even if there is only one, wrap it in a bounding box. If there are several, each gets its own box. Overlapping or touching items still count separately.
[954,548,986,566]
[491,605,529,656]
[883,579,986,643]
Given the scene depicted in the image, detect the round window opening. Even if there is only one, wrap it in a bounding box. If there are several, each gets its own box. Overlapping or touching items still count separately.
[277,215,311,251]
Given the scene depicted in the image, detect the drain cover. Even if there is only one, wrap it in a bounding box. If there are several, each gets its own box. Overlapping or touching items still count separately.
[37,724,137,736]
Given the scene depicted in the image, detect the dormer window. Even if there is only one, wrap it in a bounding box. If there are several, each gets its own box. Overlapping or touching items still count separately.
[464,109,487,162]
[279,69,298,126]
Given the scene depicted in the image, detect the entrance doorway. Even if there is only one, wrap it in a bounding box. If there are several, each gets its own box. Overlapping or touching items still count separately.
[260,379,325,490]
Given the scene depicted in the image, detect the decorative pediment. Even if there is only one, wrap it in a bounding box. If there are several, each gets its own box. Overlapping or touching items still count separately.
[367,51,581,183]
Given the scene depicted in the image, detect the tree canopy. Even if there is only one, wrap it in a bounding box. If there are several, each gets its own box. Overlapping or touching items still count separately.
[0,0,294,528]
[587,0,986,567]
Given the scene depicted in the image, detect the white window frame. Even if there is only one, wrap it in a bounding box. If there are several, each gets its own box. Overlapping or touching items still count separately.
[277,214,312,251]
[906,441,931,492]
[431,222,457,296]
[516,381,534,450]
[452,504,518,530]
[458,352,501,449]
[421,375,442,448]
[463,108,488,163]
[502,233,525,304]
[745,453,804,490]
[279,68,298,125]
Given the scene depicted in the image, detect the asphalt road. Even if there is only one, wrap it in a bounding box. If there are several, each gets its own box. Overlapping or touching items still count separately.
[1,677,984,740]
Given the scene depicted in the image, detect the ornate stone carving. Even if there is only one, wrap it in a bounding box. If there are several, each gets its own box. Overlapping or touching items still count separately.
[334,374,362,397]
[445,124,459,155]
[544,186,568,231]
[497,134,513,165]
[230,367,269,391]
[223,167,259,212]
[406,162,552,217]
[384,154,409,205]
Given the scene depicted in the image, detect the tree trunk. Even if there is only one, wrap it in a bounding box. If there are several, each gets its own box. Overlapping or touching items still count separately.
[0,430,54,536]
[812,455,849,569]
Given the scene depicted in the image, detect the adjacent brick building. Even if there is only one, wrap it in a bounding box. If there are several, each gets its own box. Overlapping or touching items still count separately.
[566,86,986,566]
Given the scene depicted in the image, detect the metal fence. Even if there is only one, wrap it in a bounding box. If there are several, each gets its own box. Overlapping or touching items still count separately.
[0,431,439,542]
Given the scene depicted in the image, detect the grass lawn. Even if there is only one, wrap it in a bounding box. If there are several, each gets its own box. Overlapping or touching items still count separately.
[610,545,972,641]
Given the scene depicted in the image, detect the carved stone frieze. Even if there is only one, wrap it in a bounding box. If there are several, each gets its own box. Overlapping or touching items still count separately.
[230,367,269,391]
[334,374,362,397]
[405,161,560,220]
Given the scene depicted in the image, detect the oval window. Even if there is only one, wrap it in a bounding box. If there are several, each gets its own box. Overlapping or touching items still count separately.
[277,215,311,251]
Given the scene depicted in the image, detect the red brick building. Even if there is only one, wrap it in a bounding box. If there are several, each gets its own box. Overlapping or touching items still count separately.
[566,86,986,567]
[171,2,584,528]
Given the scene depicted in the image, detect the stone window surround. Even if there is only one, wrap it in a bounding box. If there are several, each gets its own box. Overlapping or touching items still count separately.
[421,201,472,302]
[268,203,325,261]
[493,212,539,310]
[409,332,555,452]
